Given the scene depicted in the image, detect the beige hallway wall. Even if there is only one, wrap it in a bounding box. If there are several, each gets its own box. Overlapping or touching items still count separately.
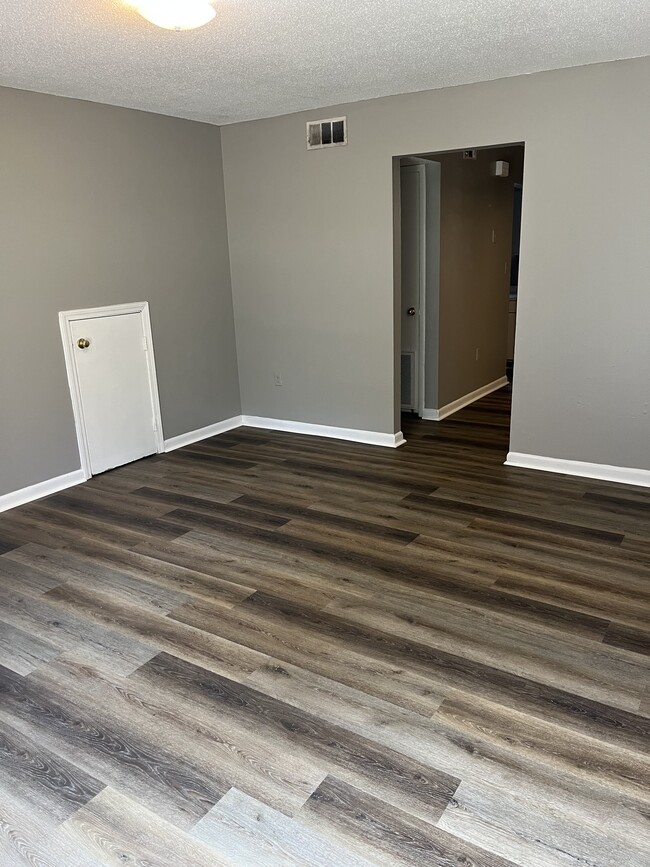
[434,145,523,408]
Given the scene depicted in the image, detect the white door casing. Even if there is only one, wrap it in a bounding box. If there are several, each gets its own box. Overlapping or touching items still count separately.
[400,163,426,414]
[59,302,164,478]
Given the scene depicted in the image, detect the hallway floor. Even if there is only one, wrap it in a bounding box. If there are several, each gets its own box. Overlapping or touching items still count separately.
[0,387,648,866]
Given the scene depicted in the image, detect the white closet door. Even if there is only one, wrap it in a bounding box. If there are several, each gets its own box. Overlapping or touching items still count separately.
[69,311,159,474]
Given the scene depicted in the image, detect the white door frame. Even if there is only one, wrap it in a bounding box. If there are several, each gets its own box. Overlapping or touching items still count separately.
[59,301,164,480]
[400,161,427,415]
[415,165,426,417]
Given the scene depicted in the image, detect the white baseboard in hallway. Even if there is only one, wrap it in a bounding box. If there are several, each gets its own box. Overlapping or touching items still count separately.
[422,375,509,421]
[505,452,650,488]
[0,468,87,514]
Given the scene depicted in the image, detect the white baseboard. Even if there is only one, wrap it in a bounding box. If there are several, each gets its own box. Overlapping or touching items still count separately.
[242,416,405,448]
[0,469,87,514]
[505,452,650,488]
[422,376,509,421]
[164,416,243,452]
[165,414,404,450]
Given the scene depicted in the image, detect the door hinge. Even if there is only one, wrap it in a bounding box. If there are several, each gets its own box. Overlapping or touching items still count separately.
[142,336,148,351]
[152,418,158,431]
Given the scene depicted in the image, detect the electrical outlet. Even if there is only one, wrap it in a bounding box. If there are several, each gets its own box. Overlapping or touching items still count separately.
[273,372,283,386]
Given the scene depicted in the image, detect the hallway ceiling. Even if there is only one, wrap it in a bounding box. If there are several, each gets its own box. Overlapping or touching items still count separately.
[1,0,648,125]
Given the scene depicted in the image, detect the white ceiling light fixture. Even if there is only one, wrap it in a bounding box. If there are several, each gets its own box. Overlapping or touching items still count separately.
[134,0,216,31]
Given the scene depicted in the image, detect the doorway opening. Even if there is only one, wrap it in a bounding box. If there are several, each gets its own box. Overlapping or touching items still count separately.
[396,143,525,450]
[59,302,164,479]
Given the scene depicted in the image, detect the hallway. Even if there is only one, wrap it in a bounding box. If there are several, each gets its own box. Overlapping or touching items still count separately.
[0,387,648,866]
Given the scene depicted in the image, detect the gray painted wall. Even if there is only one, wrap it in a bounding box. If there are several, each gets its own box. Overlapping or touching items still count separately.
[222,58,650,469]
[0,87,240,497]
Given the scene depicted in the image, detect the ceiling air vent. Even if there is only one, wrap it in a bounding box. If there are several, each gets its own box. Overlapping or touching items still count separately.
[306,117,347,150]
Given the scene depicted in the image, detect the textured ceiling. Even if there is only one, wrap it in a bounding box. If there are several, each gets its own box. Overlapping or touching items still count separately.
[1,1,648,125]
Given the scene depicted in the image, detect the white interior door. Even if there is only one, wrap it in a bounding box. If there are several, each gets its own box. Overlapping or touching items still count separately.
[68,310,160,474]
[400,163,426,413]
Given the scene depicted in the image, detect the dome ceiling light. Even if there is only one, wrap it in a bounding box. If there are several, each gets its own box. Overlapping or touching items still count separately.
[134,0,217,32]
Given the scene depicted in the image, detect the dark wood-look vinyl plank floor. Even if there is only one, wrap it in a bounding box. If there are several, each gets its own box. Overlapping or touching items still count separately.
[1,386,649,866]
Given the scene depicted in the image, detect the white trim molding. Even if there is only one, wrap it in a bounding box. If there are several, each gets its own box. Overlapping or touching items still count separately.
[422,376,508,421]
[505,452,650,488]
[165,414,405,452]
[242,416,406,448]
[0,469,87,514]
[164,416,243,452]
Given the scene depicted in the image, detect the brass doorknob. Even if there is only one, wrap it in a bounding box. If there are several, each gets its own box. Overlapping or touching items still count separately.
[77,338,90,349]
[407,307,416,316]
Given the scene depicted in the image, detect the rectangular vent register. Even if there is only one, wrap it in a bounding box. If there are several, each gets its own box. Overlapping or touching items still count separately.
[307,117,347,150]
